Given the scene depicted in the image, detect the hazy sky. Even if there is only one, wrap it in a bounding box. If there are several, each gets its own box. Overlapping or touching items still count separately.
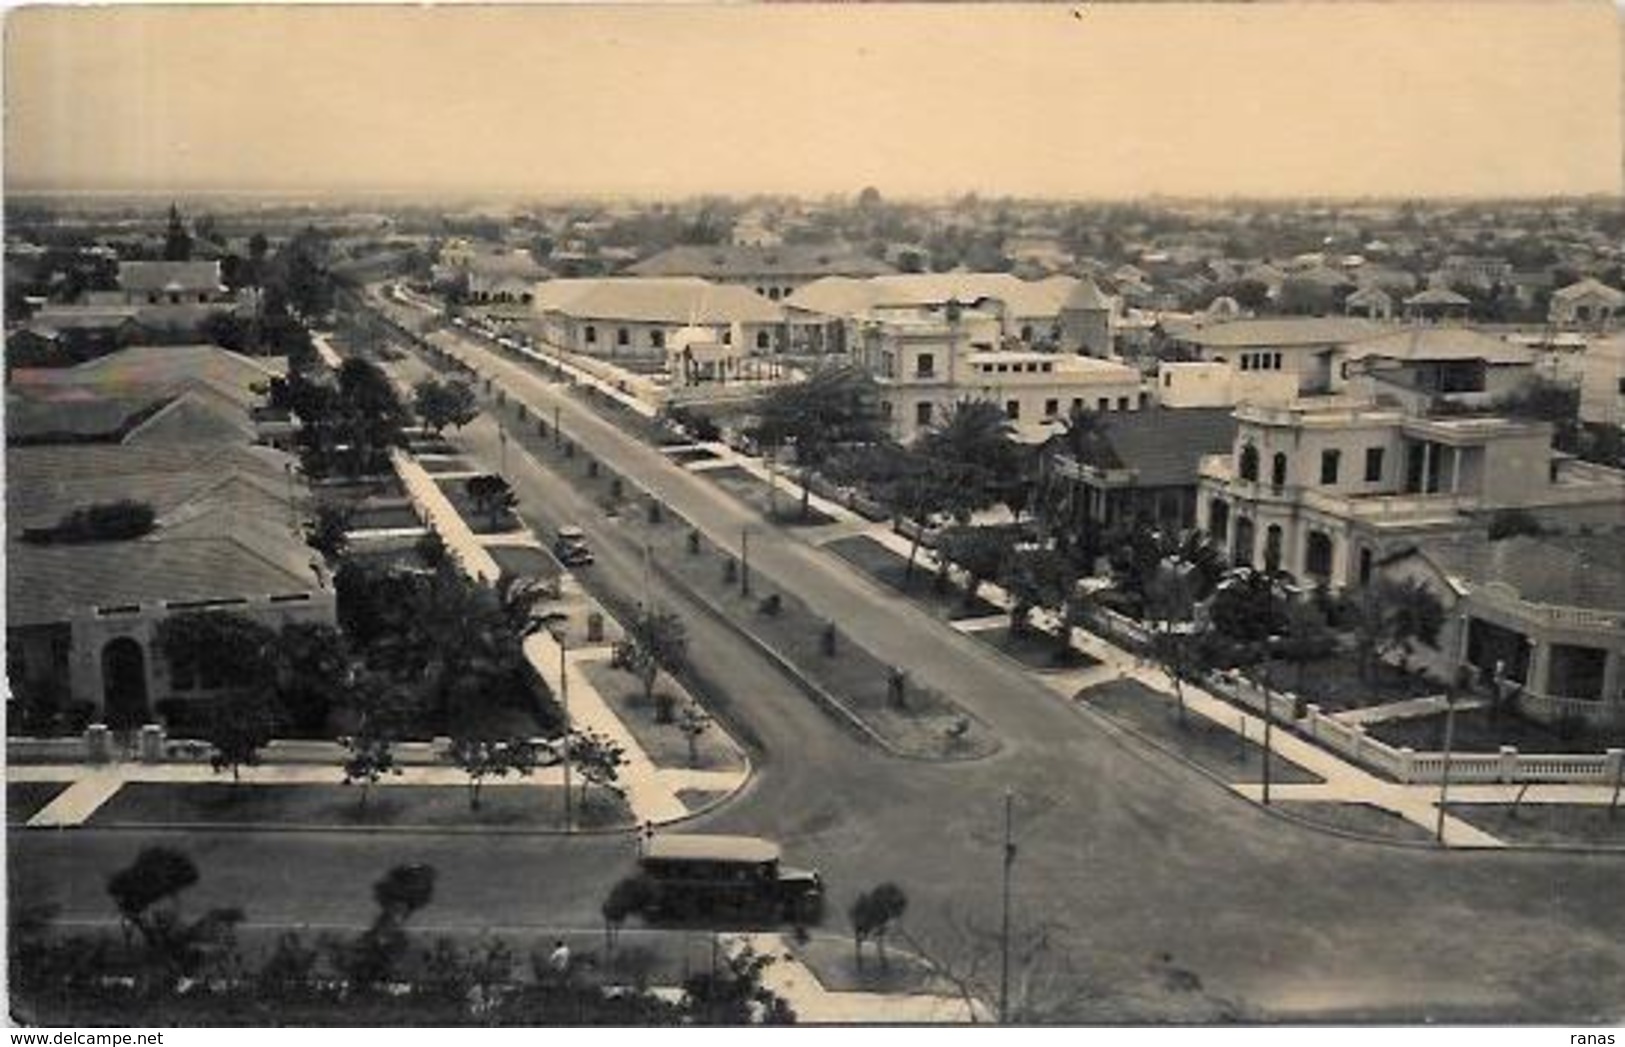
[6,2,1622,199]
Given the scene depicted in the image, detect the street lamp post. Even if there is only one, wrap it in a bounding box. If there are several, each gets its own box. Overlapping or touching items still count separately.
[740,526,752,597]
[550,624,574,833]
[998,789,1016,1025]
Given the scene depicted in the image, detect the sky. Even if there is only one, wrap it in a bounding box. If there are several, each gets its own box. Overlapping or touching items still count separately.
[5,2,1622,200]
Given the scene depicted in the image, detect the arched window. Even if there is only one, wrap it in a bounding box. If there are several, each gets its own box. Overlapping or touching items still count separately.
[1232,517,1255,567]
[1271,453,1289,489]
[1208,499,1230,544]
[1239,444,1260,482]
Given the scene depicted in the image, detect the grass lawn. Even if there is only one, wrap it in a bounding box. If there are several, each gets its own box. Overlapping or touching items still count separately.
[433,478,524,534]
[488,544,561,584]
[789,935,957,996]
[579,661,746,773]
[418,456,477,474]
[1274,801,1435,844]
[676,788,731,814]
[7,781,69,824]
[1365,708,1607,754]
[1258,654,1438,713]
[665,447,720,465]
[965,623,1101,672]
[1447,802,1625,847]
[347,502,423,530]
[704,466,835,527]
[617,512,995,761]
[1082,678,1323,786]
[824,535,1001,621]
[87,782,632,831]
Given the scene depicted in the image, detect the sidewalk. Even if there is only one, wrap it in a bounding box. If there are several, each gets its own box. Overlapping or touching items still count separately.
[731,933,989,1024]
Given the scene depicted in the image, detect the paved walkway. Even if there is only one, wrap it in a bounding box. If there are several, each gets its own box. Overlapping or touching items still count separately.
[1336,693,1486,726]
[732,934,988,1024]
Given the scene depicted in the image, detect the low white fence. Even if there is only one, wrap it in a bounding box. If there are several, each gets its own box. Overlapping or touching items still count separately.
[1203,670,1625,786]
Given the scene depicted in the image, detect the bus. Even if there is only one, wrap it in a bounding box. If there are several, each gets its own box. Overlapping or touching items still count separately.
[636,834,823,924]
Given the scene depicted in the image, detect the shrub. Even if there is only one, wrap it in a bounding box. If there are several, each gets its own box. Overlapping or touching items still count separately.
[758,593,782,616]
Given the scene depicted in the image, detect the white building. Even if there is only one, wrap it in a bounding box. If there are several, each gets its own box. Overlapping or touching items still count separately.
[530,277,786,362]
[1579,334,1625,428]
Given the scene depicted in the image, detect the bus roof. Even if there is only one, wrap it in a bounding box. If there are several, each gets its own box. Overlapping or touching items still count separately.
[642,834,781,864]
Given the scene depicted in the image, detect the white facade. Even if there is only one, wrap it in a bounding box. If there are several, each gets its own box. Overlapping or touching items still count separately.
[1579,335,1625,428]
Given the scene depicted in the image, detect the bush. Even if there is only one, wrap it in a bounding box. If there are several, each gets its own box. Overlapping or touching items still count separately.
[758,593,782,616]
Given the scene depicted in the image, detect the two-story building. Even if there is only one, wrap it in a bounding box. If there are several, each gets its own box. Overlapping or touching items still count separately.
[1196,398,1625,591]
[854,303,1146,443]
[1549,277,1625,332]
[626,244,895,302]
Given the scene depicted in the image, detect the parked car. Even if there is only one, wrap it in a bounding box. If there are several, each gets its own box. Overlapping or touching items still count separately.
[553,525,594,567]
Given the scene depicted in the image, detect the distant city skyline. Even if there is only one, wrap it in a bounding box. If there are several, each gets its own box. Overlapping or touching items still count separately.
[7,3,1622,200]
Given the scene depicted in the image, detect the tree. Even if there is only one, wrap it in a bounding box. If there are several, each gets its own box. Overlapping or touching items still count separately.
[306,502,352,561]
[465,473,518,530]
[682,942,796,1025]
[998,545,1072,638]
[107,846,199,937]
[1275,598,1337,696]
[566,729,627,809]
[1145,561,1198,725]
[676,703,712,768]
[749,365,888,519]
[373,863,436,924]
[162,203,192,262]
[1352,578,1446,681]
[936,526,1020,609]
[850,883,909,968]
[106,846,243,993]
[613,606,689,714]
[414,377,478,436]
[602,876,653,955]
[202,687,279,784]
[448,736,539,811]
[335,357,409,476]
[274,621,348,734]
[918,400,1024,517]
[340,732,400,811]
[1487,507,1544,541]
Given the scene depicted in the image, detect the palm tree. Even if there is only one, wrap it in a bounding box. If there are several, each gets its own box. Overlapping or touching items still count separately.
[919,400,1021,518]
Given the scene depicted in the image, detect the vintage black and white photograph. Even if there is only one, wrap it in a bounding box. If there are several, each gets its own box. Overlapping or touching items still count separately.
[4,0,1625,1030]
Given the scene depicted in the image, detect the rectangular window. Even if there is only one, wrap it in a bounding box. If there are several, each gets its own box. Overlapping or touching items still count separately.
[1272,352,1283,369]
[1072,398,1084,412]
[1321,448,1341,485]
[996,364,1009,374]
[1098,397,1110,412]
[650,330,665,349]
[915,401,932,426]
[1163,373,1172,387]
[1117,397,1129,411]
[1241,354,1252,371]
[584,325,597,344]
[1364,446,1385,482]
[916,352,935,377]
[1044,398,1059,416]
[1006,400,1021,420]
[1041,362,1053,373]
[617,328,630,346]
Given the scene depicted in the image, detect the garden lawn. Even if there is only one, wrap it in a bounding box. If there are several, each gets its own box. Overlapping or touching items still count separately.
[579,660,746,773]
[964,623,1101,672]
[433,477,524,534]
[1081,678,1323,786]
[1365,707,1619,754]
[1258,654,1438,713]
[85,782,632,830]
[1274,801,1435,844]
[7,781,69,824]
[703,466,834,527]
[1446,803,1625,847]
[824,534,1001,621]
[347,502,423,530]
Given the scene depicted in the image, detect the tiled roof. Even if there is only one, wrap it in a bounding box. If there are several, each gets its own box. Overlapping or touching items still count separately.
[787,273,1082,320]
[4,392,161,442]
[7,530,324,627]
[9,344,284,412]
[532,277,785,324]
[1418,533,1625,615]
[117,260,224,293]
[24,305,143,331]
[1551,277,1625,306]
[1062,277,1112,311]
[1058,408,1238,488]
[1405,288,1471,306]
[627,244,894,280]
[1179,317,1385,349]
[1345,327,1537,366]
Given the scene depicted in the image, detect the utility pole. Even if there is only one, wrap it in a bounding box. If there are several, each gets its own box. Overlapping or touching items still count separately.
[999,789,1016,1025]
[553,404,562,447]
[740,526,752,597]
[553,626,573,834]
[1436,688,1459,845]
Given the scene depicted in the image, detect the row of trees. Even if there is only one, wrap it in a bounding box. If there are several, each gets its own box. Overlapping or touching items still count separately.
[14,848,791,1024]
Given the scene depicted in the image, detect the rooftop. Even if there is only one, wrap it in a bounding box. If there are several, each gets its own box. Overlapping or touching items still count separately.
[788,272,1081,320]
[1052,407,1238,488]
[1178,316,1386,349]
[117,260,225,293]
[531,277,785,325]
[628,244,894,280]
[1420,533,1625,615]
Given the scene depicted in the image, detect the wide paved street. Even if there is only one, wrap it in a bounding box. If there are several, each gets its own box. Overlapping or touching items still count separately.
[14,302,1625,1022]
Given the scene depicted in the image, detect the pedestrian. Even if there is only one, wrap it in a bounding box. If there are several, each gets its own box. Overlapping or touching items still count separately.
[548,938,571,983]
